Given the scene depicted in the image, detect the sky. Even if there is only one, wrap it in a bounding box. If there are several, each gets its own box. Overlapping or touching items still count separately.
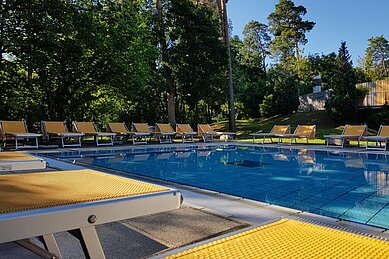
[227,0,389,65]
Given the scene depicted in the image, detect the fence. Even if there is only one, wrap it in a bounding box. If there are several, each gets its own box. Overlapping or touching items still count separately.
[356,80,389,107]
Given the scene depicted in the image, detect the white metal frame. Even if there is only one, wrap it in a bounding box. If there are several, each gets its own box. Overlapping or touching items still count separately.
[324,125,367,148]
[364,126,389,151]
[277,125,316,145]
[73,122,116,146]
[155,124,176,144]
[0,120,42,150]
[41,121,83,148]
[176,125,197,143]
[250,125,291,144]
[0,188,182,258]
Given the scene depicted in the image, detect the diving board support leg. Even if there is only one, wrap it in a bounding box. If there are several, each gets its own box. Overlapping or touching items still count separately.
[42,233,62,258]
[69,226,106,259]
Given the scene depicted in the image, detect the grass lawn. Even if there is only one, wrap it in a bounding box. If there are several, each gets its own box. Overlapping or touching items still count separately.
[211,110,359,145]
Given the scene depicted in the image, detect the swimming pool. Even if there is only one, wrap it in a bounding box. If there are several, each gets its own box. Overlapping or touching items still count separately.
[47,145,389,229]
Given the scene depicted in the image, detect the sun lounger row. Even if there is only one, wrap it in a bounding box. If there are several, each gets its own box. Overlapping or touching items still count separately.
[251,124,389,150]
[250,124,316,145]
[0,120,235,149]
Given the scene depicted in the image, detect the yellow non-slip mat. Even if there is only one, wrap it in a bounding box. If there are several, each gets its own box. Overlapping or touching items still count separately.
[166,219,389,259]
[0,152,40,161]
[0,169,168,214]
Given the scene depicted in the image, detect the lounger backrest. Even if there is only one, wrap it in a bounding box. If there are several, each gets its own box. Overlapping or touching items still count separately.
[42,121,68,134]
[198,124,215,133]
[73,122,97,133]
[107,122,129,133]
[294,125,316,139]
[131,123,151,133]
[378,125,389,136]
[155,123,174,133]
[0,120,28,134]
[342,125,366,136]
[271,125,291,134]
[176,124,194,133]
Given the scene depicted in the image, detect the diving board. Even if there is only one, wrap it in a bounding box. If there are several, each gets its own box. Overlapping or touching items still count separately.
[0,169,182,258]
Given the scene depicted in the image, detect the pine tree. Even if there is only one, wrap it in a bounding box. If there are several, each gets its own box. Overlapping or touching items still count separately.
[326,42,356,123]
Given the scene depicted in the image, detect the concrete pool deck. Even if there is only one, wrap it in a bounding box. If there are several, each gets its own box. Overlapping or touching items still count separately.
[1,141,389,258]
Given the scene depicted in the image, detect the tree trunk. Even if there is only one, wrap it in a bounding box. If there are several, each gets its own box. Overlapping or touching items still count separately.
[156,0,176,126]
[218,0,236,132]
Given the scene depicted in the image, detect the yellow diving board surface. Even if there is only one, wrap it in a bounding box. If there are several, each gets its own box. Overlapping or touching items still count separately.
[161,219,389,259]
[0,169,182,258]
[0,152,46,171]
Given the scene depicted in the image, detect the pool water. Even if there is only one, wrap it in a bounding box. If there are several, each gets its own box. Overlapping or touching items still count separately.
[48,145,389,229]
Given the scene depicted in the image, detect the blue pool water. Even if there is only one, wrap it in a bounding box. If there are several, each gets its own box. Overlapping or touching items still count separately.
[47,145,389,229]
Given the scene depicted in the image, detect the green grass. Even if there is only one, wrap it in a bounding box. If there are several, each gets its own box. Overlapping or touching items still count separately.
[212,110,344,144]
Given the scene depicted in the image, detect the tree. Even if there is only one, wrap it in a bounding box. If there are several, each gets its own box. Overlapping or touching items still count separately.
[242,20,271,72]
[365,35,389,79]
[260,67,299,117]
[268,0,315,68]
[232,24,269,118]
[326,42,356,123]
[168,0,227,126]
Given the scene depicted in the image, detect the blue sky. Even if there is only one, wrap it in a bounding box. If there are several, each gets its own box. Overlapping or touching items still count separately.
[228,0,389,65]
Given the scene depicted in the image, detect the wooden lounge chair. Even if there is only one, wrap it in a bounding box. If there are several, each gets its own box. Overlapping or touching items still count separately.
[324,125,367,148]
[198,124,236,142]
[106,122,132,143]
[72,121,116,146]
[0,169,182,258]
[0,120,42,149]
[130,123,152,145]
[250,125,291,144]
[176,124,197,143]
[156,219,389,258]
[277,125,316,144]
[364,125,389,151]
[41,121,83,148]
[155,123,176,144]
[0,152,46,171]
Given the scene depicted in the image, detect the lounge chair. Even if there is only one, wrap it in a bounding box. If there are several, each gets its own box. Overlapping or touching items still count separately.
[155,219,389,258]
[0,169,182,258]
[72,121,116,146]
[106,122,132,143]
[364,125,389,151]
[324,125,367,148]
[0,152,46,171]
[130,123,152,145]
[176,124,197,143]
[250,125,291,143]
[41,121,83,148]
[0,120,42,149]
[155,123,176,144]
[198,124,236,142]
[277,125,316,144]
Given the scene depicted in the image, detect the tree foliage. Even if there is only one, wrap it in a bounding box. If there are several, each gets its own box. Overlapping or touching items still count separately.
[268,0,315,65]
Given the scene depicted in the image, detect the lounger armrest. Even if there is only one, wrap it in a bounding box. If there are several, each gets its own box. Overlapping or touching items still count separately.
[131,132,151,136]
[324,135,361,139]
[363,136,389,141]
[96,132,117,137]
[157,132,176,136]
[201,131,217,135]
[51,133,84,137]
[250,133,274,137]
[217,132,236,135]
[6,133,42,137]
